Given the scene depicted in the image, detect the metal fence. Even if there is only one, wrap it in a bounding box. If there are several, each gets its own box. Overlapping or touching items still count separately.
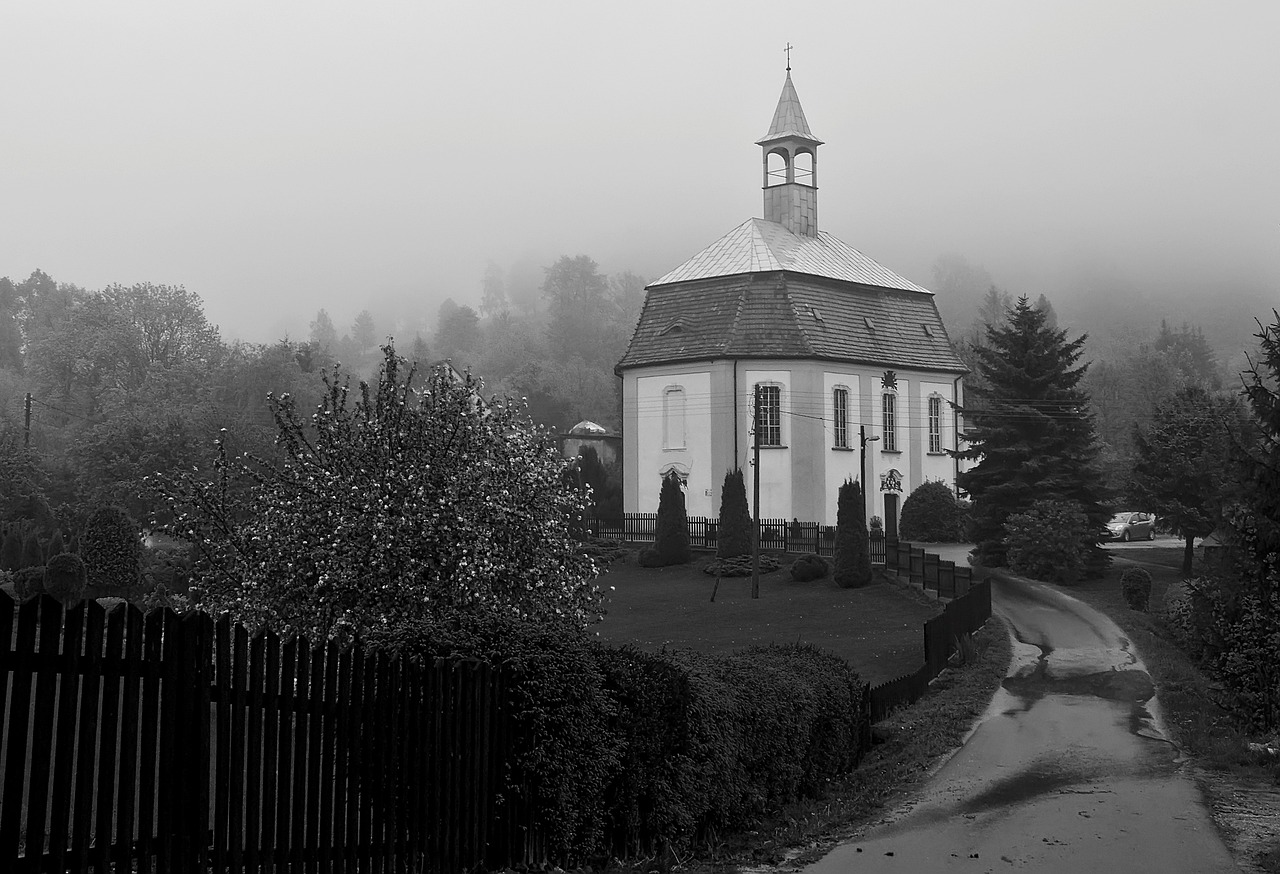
[587,513,888,563]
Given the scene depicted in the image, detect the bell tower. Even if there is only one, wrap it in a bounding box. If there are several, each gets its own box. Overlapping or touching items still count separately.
[757,61,822,236]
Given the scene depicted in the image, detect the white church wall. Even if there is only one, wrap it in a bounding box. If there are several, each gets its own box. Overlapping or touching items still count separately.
[634,370,714,517]
[919,379,957,490]
[822,371,861,524]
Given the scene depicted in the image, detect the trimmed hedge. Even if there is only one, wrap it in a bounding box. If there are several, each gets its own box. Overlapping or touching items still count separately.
[81,505,142,592]
[372,618,867,863]
[900,480,966,542]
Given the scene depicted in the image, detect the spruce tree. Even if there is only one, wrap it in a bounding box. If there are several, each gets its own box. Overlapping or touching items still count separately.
[833,479,872,588]
[1237,310,1280,587]
[717,469,752,559]
[957,296,1110,573]
[652,471,692,565]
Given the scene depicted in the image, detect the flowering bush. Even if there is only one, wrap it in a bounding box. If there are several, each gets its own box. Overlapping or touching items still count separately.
[163,343,602,642]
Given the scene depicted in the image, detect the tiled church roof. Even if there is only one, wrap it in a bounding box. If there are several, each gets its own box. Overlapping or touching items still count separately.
[616,269,967,374]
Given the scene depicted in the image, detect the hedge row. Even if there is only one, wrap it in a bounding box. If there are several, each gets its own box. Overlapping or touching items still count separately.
[371,614,867,863]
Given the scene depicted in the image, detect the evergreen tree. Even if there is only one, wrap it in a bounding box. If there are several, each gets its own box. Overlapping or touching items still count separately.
[46,528,65,557]
[833,479,872,588]
[80,505,142,592]
[957,296,1110,573]
[1236,310,1280,587]
[717,469,752,559]
[0,524,23,571]
[652,471,691,566]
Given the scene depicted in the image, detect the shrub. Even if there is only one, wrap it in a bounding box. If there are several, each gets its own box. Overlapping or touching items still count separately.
[650,472,691,566]
[701,554,780,577]
[899,481,964,542]
[46,528,65,558]
[21,530,44,569]
[369,611,620,862]
[0,524,22,571]
[716,469,752,559]
[80,505,142,592]
[593,643,865,853]
[833,480,872,588]
[790,554,829,582]
[1003,500,1091,584]
[13,566,45,599]
[1120,567,1152,611]
[45,553,87,603]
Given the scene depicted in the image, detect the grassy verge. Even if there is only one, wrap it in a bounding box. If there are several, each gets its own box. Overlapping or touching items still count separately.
[631,613,1012,873]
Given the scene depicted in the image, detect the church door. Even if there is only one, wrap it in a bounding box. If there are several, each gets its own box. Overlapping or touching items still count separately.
[883,493,899,541]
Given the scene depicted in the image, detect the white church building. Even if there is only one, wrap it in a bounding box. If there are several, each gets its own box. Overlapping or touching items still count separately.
[615,68,968,536]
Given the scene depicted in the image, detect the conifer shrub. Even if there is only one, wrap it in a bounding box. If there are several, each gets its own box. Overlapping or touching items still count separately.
[833,480,872,588]
[1120,567,1152,612]
[45,552,87,604]
[650,472,691,566]
[1003,499,1091,584]
[716,469,752,559]
[46,529,65,558]
[790,554,829,582]
[80,505,142,593]
[900,480,965,542]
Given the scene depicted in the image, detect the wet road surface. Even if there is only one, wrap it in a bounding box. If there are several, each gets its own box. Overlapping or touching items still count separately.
[803,571,1239,872]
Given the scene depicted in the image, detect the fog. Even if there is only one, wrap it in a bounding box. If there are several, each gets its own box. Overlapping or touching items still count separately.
[2,1,1277,351]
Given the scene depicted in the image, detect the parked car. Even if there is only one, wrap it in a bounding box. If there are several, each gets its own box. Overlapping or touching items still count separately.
[1104,511,1156,542]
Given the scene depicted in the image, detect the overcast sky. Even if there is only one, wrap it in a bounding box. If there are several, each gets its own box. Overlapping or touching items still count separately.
[3,1,1277,344]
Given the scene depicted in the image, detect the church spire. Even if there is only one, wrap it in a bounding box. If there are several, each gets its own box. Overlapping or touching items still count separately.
[757,63,822,236]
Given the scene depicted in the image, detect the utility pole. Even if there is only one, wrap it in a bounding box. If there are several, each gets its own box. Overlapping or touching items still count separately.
[24,392,32,448]
[860,424,880,530]
[752,385,761,599]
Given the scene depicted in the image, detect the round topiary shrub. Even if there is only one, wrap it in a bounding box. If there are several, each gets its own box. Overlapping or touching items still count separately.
[13,566,46,600]
[790,554,829,582]
[45,552,88,604]
[80,505,142,593]
[1121,567,1152,612]
[899,480,965,542]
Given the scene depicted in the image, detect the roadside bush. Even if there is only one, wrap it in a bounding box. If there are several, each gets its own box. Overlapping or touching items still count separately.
[717,469,752,559]
[790,554,829,582]
[593,643,865,854]
[1003,500,1091,584]
[80,505,142,592]
[650,472,691,566]
[899,481,965,542]
[1120,567,1152,611]
[45,552,88,603]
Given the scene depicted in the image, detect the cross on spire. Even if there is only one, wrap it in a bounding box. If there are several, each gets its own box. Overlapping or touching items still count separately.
[784,42,793,71]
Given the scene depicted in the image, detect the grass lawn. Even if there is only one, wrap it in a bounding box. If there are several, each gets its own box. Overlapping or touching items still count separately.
[594,553,942,688]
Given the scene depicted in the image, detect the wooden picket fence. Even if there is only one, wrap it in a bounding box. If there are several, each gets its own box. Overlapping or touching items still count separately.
[867,544,992,723]
[587,513,888,564]
[0,592,536,873]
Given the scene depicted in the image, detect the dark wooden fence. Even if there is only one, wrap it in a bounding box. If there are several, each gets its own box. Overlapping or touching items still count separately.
[0,592,535,873]
[867,544,992,723]
[587,513,888,563]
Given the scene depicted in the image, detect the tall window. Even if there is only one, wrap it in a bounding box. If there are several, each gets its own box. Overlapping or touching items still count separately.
[756,384,781,446]
[832,386,849,448]
[882,392,897,451]
[928,395,943,453]
[663,386,686,449]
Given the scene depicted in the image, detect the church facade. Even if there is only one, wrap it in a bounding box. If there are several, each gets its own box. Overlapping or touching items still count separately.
[616,70,967,532]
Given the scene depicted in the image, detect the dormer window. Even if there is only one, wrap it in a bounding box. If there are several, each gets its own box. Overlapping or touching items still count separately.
[864,316,877,332]
[923,324,934,337]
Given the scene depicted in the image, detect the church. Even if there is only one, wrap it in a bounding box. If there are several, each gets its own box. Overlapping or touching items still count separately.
[616,67,967,534]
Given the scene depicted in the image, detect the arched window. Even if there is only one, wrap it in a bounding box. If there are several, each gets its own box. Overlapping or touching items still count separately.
[663,386,686,449]
[882,392,898,452]
[832,386,849,449]
[928,394,943,453]
[793,149,814,186]
[765,149,790,187]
